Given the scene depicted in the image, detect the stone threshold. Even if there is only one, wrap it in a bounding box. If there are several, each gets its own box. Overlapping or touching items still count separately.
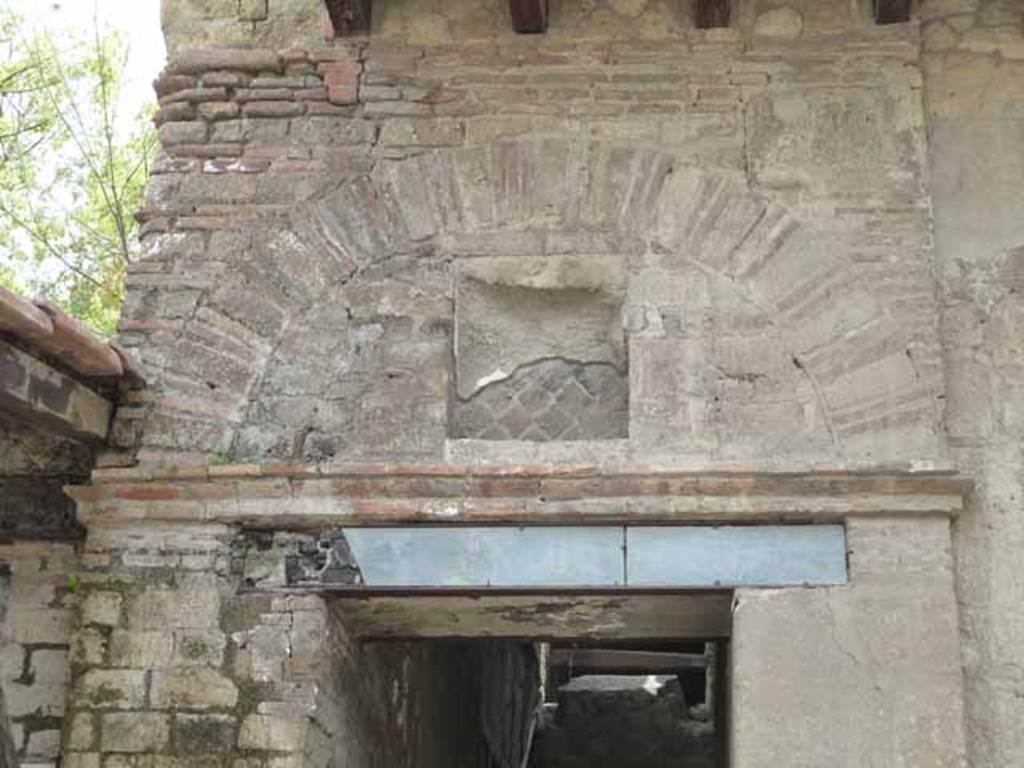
[66,461,971,530]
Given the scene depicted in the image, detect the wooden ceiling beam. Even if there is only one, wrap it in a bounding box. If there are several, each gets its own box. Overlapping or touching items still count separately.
[324,0,371,36]
[510,0,548,33]
[548,648,710,672]
[873,0,912,24]
[694,0,730,29]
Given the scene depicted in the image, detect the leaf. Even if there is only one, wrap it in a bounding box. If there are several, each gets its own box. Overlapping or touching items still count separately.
[0,8,156,335]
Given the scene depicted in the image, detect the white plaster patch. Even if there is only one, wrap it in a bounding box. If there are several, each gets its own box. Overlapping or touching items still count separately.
[476,368,508,390]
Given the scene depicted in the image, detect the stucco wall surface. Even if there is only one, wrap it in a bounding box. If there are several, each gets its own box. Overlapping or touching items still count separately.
[732,516,967,767]
[920,1,1024,765]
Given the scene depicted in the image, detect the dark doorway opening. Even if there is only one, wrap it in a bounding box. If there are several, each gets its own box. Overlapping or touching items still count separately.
[332,591,732,768]
[531,639,727,768]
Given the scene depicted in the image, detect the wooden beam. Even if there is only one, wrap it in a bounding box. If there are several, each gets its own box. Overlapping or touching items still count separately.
[510,0,548,33]
[694,0,730,29]
[333,593,733,640]
[873,0,911,24]
[548,648,709,672]
[324,0,371,36]
[0,340,112,442]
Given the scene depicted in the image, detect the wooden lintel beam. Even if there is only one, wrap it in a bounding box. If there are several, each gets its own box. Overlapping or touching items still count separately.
[873,0,912,24]
[325,0,371,36]
[510,0,548,33]
[0,340,112,442]
[694,0,730,29]
[548,648,710,672]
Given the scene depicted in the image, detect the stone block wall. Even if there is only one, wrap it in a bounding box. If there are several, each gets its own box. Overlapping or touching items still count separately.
[0,541,77,767]
[0,414,91,765]
[61,520,538,767]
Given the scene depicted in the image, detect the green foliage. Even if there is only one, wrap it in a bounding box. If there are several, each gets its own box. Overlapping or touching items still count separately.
[0,9,156,334]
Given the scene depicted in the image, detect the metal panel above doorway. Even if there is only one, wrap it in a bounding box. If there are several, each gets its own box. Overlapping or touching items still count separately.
[344,526,624,588]
[626,526,847,587]
[340,524,847,590]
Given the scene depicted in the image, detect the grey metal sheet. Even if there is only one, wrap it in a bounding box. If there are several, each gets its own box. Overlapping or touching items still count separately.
[342,526,625,587]
[625,525,847,587]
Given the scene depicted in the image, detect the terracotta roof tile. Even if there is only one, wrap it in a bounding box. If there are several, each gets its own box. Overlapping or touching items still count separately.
[0,285,142,384]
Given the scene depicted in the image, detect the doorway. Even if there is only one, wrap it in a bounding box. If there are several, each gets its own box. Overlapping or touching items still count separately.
[328,591,733,768]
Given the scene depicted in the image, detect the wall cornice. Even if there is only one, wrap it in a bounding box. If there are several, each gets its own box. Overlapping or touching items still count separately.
[66,461,970,529]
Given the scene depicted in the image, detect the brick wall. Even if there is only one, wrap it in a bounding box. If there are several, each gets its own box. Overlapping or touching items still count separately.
[115,0,943,470]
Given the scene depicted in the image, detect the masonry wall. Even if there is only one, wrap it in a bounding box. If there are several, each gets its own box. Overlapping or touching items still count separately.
[919,1,1024,765]
[0,421,90,766]
[0,541,77,768]
[80,0,1024,765]
[59,521,537,767]
[116,0,945,471]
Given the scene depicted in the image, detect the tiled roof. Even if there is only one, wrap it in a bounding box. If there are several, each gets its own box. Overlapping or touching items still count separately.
[0,284,143,384]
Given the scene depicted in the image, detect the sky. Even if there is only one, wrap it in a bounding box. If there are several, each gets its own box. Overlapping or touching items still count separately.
[6,0,166,121]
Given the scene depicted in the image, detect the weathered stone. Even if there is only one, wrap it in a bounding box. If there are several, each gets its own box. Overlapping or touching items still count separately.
[80,591,123,627]
[151,667,238,709]
[170,48,281,75]
[753,6,803,39]
[77,670,146,710]
[198,101,241,121]
[67,713,96,751]
[109,630,174,668]
[237,715,306,751]
[379,118,463,147]
[126,587,220,629]
[241,100,305,118]
[173,714,237,750]
[30,648,69,683]
[100,713,169,753]
[172,629,227,666]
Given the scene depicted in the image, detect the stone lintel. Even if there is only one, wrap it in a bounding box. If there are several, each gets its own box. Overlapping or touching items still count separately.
[67,462,969,529]
[0,339,112,442]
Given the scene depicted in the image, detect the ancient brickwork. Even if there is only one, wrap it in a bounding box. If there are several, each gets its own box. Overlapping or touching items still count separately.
[920,1,1024,765]
[114,1,942,470]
